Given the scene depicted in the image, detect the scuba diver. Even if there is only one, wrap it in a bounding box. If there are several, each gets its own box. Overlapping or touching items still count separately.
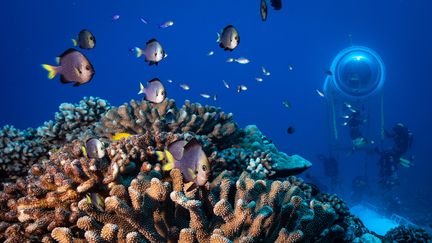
[375,149,400,190]
[385,123,413,158]
[317,154,340,192]
[342,103,368,150]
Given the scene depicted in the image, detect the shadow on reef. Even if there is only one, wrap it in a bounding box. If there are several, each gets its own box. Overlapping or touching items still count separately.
[0,97,430,242]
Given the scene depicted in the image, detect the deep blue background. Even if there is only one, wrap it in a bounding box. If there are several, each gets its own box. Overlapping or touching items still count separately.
[1,0,431,226]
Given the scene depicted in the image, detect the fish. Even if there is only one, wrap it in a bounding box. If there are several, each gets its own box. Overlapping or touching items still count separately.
[287,126,295,134]
[237,85,248,93]
[112,14,120,21]
[342,115,350,119]
[217,25,240,51]
[399,157,413,168]
[180,84,190,90]
[42,48,95,87]
[81,146,88,158]
[138,78,166,103]
[226,58,235,62]
[262,66,271,76]
[282,100,292,109]
[260,0,268,21]
[85,138,105,159]
[86,192,105,211]
[213,95,217,101]
[135,39,167,66]
[342,122,348,126]
[222,80,230,89]
[200,93,211,99]
[164,109,176,124]
[159,20,174,28]
[288,64,294,71]
[255,77,263,82]
[270,0,282,10]
[207,51,215,56]
[167,79,173,83]
[139,17,148,24]
[316,89,325,98]
[72,29,96,50]
[352,137,366,148]
[234,57,250,64]
[161,138,210,186]
[112,132,132,141]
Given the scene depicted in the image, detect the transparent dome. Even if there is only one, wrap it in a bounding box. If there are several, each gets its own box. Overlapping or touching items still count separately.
[328,46,385,98]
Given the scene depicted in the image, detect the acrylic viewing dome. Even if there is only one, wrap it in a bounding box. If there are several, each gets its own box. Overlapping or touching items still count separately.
[326,46,385,98]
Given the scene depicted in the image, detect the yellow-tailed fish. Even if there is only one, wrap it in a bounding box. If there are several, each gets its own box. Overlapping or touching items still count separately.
[81,146,88,158]
[112,132,132,141]
[86,193,105,211]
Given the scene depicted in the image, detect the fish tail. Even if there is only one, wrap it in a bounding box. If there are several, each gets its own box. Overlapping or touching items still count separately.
[155,151,165,161]
[72,39,77,46]
[41,64,58,79]
[216,32,220,43]
[162,161,174,171]
[138,82,145,95]
[135,47,143,58]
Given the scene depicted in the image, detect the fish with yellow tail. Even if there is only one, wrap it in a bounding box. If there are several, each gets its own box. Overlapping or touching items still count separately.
[86,192,105,211]
[159,138,210,186]
[112,132,133,141]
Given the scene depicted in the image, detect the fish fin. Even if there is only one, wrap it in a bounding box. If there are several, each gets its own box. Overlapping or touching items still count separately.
[149,61,154,66]
[112,133,131,141]
[86,194,92,204]
[81,146,88,158]
[184,138,201,151]
[155,62,159,66]
[229,49,233,52]
[146,38,157,45]
[134,47,143,58]
[55,57,60,64]
[164,150,176,165]
[187,168,197,179]
[155,151,165,161]
[138,82,145,94]
[219,43,224,48]
[148,78,161,84]
[216,32,220,42]
[73,82,83,87]
[60,75,72,84]
[41,64,58,79]
[223,25,234,31]
[59,48,78,58]
[162,161,174,171]
[72,39,77,46]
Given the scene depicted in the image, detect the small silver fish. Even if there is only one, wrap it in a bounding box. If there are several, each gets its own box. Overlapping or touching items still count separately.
[282,101,292,109]
[180,84,190,90]
[217,25,240,51]
[234,57,250,64]
[237,85,248,93]
[167,79,173,83]
[139,17,148,24]
[255,77,263,82]
[226,58,235,62]
[42,48,95,87]
[288,64,294,71]
[342,115,350,119]
[138,78,166,103]
[207,51,215,56]
[86,138,105,159]
[222,80,230,89]
[135,39,167,66]
[261,0,268,21]
[316,89,325,97]
[200,93,210,99]
[213,95,217,101]
[159,20,174,28]
[112,14,120,21]
[72,29,96,50]
[344,102,352,108]
[262,66,271,76]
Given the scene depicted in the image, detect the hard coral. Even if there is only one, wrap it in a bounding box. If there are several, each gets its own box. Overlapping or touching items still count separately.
[384,225,432,243]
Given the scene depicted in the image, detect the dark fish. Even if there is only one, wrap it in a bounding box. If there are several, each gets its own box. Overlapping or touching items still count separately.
[42,48,95,87]
[217,25,240,51]
[260,0,268,21]
[138,78,166,103]
[164,109,176,124]
[72,29,96,50]
[162,139,210,186]
[287,126,295,134]
[85,138,105,159]
[270,0,282,10]
[86,193,105,211]
[135,39,167,65]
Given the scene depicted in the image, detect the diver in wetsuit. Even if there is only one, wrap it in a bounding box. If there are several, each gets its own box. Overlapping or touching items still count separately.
[343,104,368,149]
[385,123,413,158]
[376,149,399,190]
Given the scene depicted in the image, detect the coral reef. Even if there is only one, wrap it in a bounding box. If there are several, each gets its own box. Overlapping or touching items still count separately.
[0,96,396,243]
[384,225,432,243]
[0,97,110,180]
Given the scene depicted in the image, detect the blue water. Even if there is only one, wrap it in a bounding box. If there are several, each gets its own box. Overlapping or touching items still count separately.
[1,0,432,229]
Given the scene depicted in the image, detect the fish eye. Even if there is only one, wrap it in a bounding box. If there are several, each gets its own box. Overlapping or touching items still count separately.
[154,52,157,57]
[202,165,207,171]
[85,65,90,70]
[90,37,94,40]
